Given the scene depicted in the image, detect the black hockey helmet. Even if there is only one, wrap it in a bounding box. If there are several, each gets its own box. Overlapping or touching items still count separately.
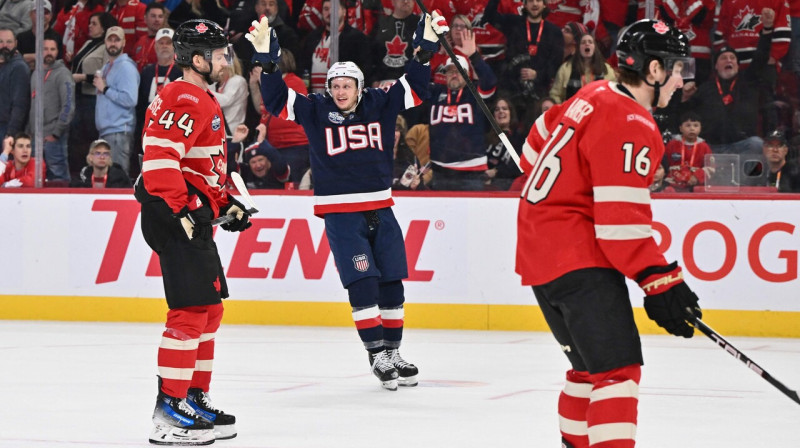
[173,19,228,66]
[617,19,693,79]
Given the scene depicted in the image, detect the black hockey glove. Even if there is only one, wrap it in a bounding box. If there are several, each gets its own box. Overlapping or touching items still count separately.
[637,262,702,338]
[173,197,212,241]
[219,197,252,232]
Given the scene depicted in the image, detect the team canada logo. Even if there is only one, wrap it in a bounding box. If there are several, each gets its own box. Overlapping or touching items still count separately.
[211,114,221,131]
[352,254,369,272]
[195,23,208,33]
[384,35,409,68]
[653,21,669,34]
[328,111,345,124]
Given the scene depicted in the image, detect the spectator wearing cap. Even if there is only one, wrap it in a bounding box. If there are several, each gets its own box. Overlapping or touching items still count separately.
[549,31,615,104]
[0,27,31,140]
[762,130,800,192]
[70,138,133,187]
[132,2,166,72]
[428,39,497,191]
[108,0,147,57]
[27,36,75,182]
[94,25,139,175]
[680,15,775,157]
[0,0,32,36]
[53,0,105,65]
[69,12,117,178]
[240,140,291,190]
[17,0,63,70]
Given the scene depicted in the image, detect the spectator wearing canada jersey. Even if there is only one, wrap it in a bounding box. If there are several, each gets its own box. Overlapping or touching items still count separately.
[53,0,105,65]
[428,30,497,191]
[657,0,715,84]
[516,20,702,448]
[369,0,419,86]
[663,111,713,192]
[1,133,44,187]
[249,11,447,391]
[135,20,249,445]
[108,0,147,57]
[132,2,166,71]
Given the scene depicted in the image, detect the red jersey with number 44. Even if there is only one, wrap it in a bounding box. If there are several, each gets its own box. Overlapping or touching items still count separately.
[516,80,668,286]
[141,79,229,217]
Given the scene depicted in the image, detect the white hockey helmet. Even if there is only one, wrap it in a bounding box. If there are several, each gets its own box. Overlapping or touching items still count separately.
[326,61,365,103]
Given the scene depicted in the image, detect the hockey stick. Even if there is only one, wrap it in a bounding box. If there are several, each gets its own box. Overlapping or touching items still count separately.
[211,172,259,226]
[691,315,800,405]
[413,0,522,173]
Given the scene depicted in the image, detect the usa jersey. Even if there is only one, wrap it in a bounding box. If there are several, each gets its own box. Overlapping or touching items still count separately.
[516,80,668,286]
[141,79,230,217]
[260,60,430,216]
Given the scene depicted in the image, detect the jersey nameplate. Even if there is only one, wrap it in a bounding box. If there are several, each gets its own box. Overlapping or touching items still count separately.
[564,98,593,124]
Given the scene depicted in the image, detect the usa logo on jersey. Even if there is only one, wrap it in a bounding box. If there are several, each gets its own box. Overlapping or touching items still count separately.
[353,254,370,272]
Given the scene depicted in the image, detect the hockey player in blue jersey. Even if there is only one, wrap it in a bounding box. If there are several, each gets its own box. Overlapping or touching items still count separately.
[245,11,450,390]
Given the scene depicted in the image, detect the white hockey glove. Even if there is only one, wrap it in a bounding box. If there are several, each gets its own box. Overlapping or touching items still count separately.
[413,10,448,52]
[245,16,281,66]
[2,178,22,188]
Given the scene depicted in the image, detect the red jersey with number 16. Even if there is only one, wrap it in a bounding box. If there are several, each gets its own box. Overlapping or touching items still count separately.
[141,79,229,217]
[516,80,669,286]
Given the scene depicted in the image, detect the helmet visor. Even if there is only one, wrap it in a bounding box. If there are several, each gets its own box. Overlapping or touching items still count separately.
[665,56,695,80]
[209,44,234,67]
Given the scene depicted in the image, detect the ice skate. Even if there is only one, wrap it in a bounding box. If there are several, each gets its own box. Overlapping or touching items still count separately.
[187,388,237,440]
[386,348,418,386]
[149,390,215,446]
[369,350,399,391]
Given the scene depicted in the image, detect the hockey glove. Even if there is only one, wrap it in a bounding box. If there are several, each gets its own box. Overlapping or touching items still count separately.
[173,195,212,241]
[245,16,281,66]
[637,262,702,338]
[2,178,22,188]
[412,10,448,53]
[219,196,252,232]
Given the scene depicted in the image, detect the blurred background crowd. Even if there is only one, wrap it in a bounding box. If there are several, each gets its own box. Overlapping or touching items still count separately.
[0,0,797,192]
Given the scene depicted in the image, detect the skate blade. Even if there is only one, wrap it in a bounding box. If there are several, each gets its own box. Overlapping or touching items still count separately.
[149,424,215,446]
[213,423,237,440]
[398,375,418,387]
[381,379,398,391]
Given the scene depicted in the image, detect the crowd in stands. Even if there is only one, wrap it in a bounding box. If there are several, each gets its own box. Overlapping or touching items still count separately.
[0,0,798,192]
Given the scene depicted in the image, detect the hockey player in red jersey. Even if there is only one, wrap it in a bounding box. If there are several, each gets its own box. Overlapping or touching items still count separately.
[516,20,702,448]
[247,10,448,391]
[134,19,253,446]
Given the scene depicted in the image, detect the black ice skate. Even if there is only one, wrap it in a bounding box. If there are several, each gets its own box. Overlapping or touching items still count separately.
[369,350,399,391]
[187,388,237,440]
[386,348,419,387]
[149,385,215,446]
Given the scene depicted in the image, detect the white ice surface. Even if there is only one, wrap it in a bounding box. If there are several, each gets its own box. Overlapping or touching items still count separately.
[2,321,799,447]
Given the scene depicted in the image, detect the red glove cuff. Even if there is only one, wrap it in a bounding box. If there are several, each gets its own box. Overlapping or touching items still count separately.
[638,265,684,295]
[187,194,203,211]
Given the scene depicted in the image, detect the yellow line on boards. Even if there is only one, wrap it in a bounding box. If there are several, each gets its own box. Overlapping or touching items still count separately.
[0,296,798,338]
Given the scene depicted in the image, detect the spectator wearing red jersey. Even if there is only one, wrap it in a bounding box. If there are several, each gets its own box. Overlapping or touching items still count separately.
[53,0,105,65]
[108,0,147,57]
[298,0,384,36]
[657,0,715,84]
[132,2,166,72]
[1,133,44,187]
[248,48,311,183]
[663,111,713,192]
[543,0,583,28]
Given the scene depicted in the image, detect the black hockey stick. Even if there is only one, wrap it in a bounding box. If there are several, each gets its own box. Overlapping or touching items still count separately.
[691,315,800,405]
[413,0,522,172]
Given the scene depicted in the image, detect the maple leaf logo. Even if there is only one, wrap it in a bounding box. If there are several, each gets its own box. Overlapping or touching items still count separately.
[195,23,208,33]
[385,35,408,57]
[734,5,760,32]
[653,21,669,34]
[209,145,226,187]
[213,276,221,292]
